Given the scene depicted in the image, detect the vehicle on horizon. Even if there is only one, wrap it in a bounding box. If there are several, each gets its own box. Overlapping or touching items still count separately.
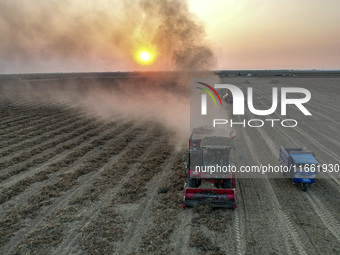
[223,89,233,103]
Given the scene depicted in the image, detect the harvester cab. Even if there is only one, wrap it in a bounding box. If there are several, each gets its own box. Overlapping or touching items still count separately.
[184,136,236,209]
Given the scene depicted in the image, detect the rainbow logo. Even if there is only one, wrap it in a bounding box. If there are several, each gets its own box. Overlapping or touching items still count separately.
[196,82,222,115]
[196,82,223,106]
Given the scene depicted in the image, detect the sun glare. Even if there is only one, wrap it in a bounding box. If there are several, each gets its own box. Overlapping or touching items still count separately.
[135,48,156,66]
[140,51,151,62]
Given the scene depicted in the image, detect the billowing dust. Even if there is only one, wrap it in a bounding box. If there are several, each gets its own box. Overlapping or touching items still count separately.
[0,0,222,144]
[0,0,215,73]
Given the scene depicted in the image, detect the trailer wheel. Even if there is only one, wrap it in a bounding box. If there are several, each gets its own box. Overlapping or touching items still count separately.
[302,183,308,191]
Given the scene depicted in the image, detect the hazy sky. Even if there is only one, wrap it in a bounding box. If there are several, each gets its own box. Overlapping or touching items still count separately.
[189,0,340,70]
[0,0,339,73]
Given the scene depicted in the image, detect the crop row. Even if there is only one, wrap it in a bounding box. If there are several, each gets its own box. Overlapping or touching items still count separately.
[0,125,137,248]
[14,129,141,254]
[0,111,80,149]
[0,116,86,157]
[0,120,98,171]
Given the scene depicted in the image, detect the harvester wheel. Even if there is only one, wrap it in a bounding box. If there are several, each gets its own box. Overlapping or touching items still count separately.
[223,179,232,189]
[189,178,196,188]
[302,183,308,191]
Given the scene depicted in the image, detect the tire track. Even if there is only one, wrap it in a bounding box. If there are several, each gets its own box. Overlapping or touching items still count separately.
[251,103,340,234]
[252,86,340,189]
[55,127,162,255]
[305,190,340,240]
[115,143,177,255]
[242,129,304,255]
[234,181,246,255]
[170,210,194,255]
[225,101,297,255]
[244,106,340,253]
[252,86,340,163]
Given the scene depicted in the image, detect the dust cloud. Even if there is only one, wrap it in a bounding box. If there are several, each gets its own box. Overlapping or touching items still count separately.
[0,0,217,143]
[0,0,215,73]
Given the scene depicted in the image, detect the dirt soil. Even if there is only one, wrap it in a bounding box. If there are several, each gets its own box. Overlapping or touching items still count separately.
[0,73,339,255]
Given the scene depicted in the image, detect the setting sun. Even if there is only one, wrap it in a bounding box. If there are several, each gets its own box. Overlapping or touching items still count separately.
[140,51,151,62]
[135,48,157,66]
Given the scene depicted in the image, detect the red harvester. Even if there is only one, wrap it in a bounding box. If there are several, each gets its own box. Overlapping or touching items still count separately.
[183,130,236,210]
